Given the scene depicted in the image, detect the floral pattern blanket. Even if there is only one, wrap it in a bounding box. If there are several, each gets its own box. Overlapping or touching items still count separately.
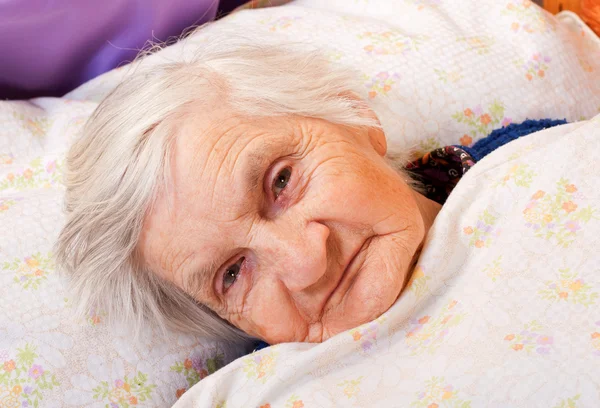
[174,113,600,407]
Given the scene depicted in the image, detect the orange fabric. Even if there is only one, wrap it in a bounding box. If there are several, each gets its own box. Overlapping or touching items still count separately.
[582,0,600,36]
[234,0,293,12]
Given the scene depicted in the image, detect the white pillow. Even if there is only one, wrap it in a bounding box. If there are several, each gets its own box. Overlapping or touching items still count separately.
[68,0,600,156]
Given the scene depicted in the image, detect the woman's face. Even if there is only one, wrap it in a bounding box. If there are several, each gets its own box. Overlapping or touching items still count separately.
[139,107,437,344]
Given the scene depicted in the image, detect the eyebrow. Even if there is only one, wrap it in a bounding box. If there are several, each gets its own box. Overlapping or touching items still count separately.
[243,139,279,194]
[245,151,268,193]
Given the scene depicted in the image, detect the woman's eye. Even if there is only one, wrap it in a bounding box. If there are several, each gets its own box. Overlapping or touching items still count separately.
[223,257,244,292]
[272,167,292,199]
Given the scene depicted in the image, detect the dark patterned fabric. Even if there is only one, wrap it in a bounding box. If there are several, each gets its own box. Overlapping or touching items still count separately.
[406,119,568,204]
[406,146,475,204]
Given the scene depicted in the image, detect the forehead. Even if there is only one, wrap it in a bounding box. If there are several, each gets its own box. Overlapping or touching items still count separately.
[172,109,298,217]
[137,108,298,283]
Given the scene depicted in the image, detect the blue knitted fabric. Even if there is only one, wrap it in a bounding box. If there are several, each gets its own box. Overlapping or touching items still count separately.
[459,118,567,162]
[254,340,270,351]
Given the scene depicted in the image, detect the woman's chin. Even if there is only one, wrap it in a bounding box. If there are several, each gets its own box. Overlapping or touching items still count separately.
[321,268,403,340]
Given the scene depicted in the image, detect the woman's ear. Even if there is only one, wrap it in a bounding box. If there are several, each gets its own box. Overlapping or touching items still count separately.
[368,126,387,157]
[340,91,387,156]
[360,104,387,156]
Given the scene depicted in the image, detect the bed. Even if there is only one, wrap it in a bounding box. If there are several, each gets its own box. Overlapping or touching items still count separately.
[1,0,599,406]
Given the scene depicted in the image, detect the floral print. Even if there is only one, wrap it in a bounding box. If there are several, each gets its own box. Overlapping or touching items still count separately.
[507,144,535,160]
[65,356,159,407]
[285,394,304,408]
[514,53,551,80]
[483,256,503,282]
[3,252,54,291]
[12,113,51,137]
[457,35,495,55]
[0,343,59,408]
[523,179,597,248]
[503,0,556,33]
[452,100,510,142]
[87,308,105,326]
[260,16,301,31]
[358,30,424,55]
[170,350,225,396]
[591,321,600,357]
[364,71,400,99]
[433,68,463,84]
[538,268,598,306]
[350,317,386,353]
[0,198,17,213]
[495,163,536,188]
[504,321,554,354]
[0,153,14,165]
[411,377,472,407]
[91,372,155,407]
[553,395,581,408]
[338,377,363,398]
[0,157,62,191]
[405,300,465,354]
[463,209,501,248]
[405,266,431,299]
[242,349,278,383]
[578,57,594,73]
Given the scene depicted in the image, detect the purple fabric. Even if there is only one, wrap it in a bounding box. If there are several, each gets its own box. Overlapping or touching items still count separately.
[0,0,220,99]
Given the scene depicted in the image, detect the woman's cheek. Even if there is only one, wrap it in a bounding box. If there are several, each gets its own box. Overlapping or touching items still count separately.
[241,279,306,342]
[320,163,375,205]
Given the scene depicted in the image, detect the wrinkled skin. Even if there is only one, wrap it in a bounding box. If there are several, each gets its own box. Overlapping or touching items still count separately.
[138,108,441,344]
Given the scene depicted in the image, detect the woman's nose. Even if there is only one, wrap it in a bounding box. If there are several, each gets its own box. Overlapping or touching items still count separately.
[261,220,330,293]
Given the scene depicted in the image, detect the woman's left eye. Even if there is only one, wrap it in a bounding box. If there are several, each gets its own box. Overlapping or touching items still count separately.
[272,167,292,199]
[223,257,244,292]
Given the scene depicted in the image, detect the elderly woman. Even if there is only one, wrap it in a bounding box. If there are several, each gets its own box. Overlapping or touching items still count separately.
[55,39,562,346]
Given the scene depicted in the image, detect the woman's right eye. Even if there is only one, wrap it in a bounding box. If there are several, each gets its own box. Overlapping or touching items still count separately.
[272,167,292,199]
[223,257,244,292]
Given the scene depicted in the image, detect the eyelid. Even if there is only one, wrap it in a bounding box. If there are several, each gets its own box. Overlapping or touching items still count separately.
[264,160,294,202]
[216,253,254,298]
[215,255,241,296]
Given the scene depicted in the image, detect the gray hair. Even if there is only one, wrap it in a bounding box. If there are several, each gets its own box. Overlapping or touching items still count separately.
[56,31,406,343]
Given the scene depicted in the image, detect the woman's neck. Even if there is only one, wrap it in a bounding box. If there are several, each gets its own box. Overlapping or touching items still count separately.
[404,191,442,282]
[414,191,442,234]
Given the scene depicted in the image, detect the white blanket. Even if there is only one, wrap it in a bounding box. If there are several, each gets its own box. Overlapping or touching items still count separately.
[175,115,600,406]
